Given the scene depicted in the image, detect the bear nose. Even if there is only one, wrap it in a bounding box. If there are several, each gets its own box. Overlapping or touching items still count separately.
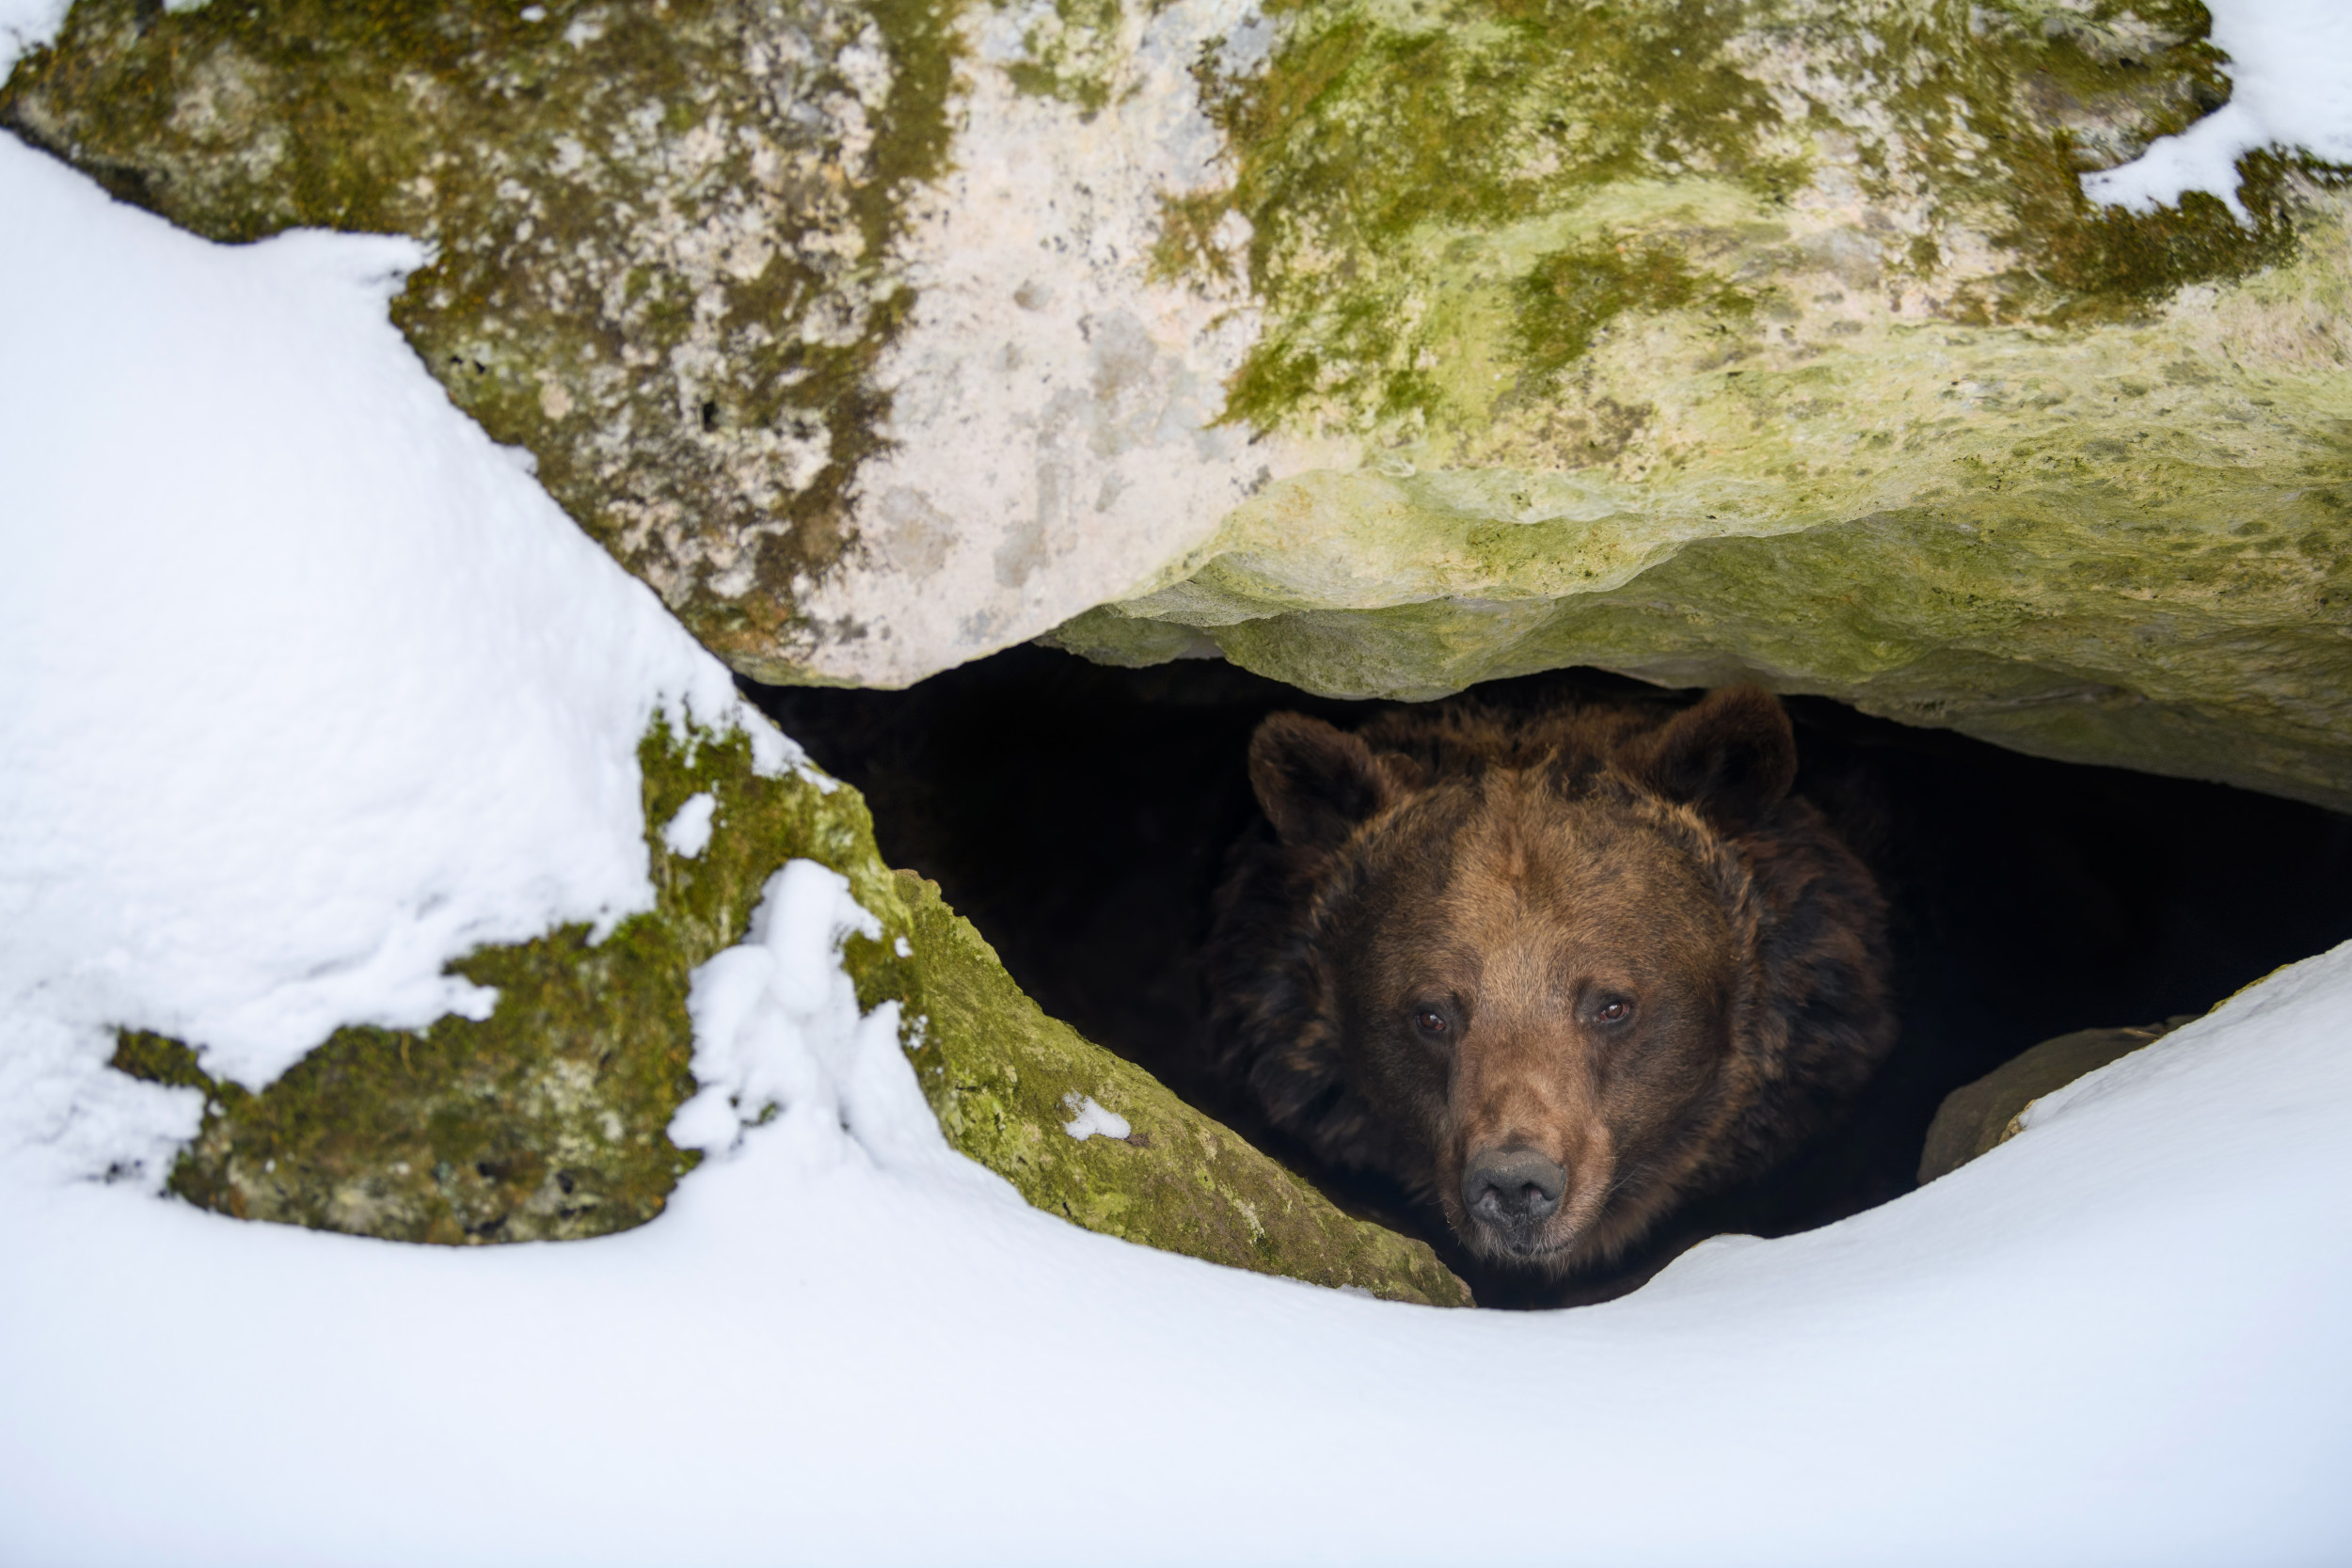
[1461,1147,1566,1229]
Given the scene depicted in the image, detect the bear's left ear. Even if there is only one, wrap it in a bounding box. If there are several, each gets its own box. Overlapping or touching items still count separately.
[1624,685,1797,833]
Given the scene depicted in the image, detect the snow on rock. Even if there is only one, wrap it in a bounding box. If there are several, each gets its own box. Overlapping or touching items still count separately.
[0,131,1463,1282]
[670,859,993,1189]
[0,132,792,1183]
[0,0,64,76]
[1059,1093,1132,1142]
[2084,0,2352,220]
[659,790,720,859]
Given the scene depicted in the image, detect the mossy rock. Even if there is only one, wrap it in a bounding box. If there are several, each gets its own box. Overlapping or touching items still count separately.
[112,718,1469,1307]
[1,0,963,677]
[1916,1014,2196,1184]
[1054,0,2352,812]
[9,0,2352,803]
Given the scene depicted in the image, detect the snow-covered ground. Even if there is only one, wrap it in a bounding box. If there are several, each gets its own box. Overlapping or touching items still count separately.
[6,4,2352,1562]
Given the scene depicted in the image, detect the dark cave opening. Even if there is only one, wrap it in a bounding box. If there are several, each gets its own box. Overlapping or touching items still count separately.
[742,646,2352,1307]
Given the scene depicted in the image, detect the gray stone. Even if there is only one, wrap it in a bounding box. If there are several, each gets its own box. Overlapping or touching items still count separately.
[1918,1015,2199,1184]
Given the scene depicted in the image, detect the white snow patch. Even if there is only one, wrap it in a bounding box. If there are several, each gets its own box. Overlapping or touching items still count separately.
[660,792,720,859]
[668,860,977,1179]
[1060,1093,1132,1142]
[0,0,66,76]
[4,939,2351,1562]
[2083,0,2352,220]
[894,935,913,958]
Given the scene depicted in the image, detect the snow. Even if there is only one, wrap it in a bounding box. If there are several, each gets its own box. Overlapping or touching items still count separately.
[4,27,2352,1568]
[5,930,2352,1562]
[2083,0,2352,220]
[660,791,720,859]
[1061,1093,1134,1142]
[0,0,65,77]
[667,861,975,1185]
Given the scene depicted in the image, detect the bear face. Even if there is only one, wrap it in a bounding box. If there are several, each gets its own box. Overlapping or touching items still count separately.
[1205,687,1894,1281]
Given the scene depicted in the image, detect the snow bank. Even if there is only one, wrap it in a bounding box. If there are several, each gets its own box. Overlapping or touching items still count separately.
[4,21,2352,1566]
[4,929,2350,1564]
[2084,0,2352,219]
[0,135,788,1134]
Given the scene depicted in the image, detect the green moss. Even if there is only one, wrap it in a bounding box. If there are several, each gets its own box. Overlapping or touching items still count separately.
[995,0,1129,117]
[109,720,863,1243]
[0,0,971,677]
[894,865,1468,1301]
[1514,237,1751,374]
[1181,473,2352,809]
[1878,1,2316,325]
[108,714,1467,1302]
[1165,0,2347,436]
[1189,0,1796,433]
[1046,2,2352,808]
[1150,185,1241,284]
[1040,602,1227,665]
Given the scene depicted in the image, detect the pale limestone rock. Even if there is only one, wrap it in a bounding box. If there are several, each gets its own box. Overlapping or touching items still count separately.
[8,0,2350,803]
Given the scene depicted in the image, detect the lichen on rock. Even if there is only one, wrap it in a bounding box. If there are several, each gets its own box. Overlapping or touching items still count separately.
[109,714,1468,1306]
[1066,0,2352,811]
[2,0,963,674]
[10,0,2351,805]
[0,0,1285,689]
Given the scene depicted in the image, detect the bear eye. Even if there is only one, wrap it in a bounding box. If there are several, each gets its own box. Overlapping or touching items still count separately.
[1412,1008,1450,1037]
[1592,996,1634,1025]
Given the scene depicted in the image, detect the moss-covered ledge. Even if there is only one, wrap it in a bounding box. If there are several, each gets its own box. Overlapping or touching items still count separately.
[111,716,1468,1307]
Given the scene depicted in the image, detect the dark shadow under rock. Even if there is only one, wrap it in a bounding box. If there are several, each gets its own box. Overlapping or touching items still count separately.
[743,646,2352,1306]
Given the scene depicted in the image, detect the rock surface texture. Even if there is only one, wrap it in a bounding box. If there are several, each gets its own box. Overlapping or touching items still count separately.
[1916,1014,2195,1182]
[112,718,1469,1307]
[7,0,2350,807]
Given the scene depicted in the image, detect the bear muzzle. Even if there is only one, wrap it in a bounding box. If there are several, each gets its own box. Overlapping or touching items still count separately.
[1460,1146,1568,1245]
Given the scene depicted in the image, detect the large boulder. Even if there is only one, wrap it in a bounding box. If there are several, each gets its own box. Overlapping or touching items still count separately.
[8,0,2351,807]
[112,717,1470,1307]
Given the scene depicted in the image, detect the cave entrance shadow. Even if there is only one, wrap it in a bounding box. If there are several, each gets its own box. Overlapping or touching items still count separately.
[742,646,2352,1307]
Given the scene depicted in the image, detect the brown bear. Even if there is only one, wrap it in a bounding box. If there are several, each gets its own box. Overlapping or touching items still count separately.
[1203,684,1895,1283]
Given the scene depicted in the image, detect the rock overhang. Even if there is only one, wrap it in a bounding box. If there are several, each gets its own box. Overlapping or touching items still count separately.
[5,0,2348,802]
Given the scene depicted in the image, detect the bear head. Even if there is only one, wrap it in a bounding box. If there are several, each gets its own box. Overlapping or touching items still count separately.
[1215,686,1890,1279]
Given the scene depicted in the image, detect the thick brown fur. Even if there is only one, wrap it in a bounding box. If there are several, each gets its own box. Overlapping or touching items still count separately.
[1203,686,1895,1279]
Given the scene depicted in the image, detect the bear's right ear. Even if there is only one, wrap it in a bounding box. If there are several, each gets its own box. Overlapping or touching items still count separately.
[1248,713,1401,850]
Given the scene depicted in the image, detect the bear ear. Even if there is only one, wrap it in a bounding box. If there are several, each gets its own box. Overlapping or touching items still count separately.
[1248,713,1402,849]
[1624,685,1797,833]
